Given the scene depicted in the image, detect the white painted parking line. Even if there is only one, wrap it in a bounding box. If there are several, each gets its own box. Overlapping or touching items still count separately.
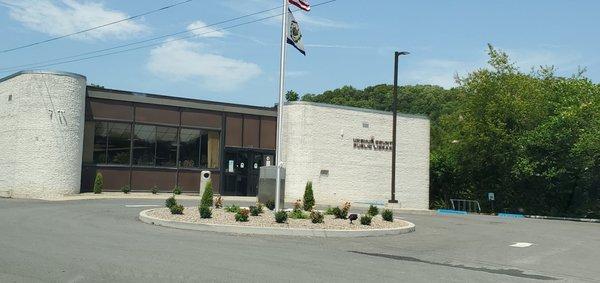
[125,204,160,208]
[510,242,533,248]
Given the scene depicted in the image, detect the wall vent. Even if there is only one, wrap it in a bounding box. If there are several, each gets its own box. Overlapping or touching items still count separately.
[8,95,12,101]
[320,169,329,176]
[362,122,369,128]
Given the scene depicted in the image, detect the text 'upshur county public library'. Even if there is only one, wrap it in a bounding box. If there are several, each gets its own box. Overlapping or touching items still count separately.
[353,137,393,151]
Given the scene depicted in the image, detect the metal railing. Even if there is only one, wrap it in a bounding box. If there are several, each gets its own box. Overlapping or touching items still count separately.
[450,199,481,213]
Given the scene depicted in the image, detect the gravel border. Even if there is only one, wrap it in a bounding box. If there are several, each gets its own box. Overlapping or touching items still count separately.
[139,208,415,238]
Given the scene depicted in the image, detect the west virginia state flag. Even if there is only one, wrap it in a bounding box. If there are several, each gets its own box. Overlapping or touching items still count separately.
[286,8,305,55]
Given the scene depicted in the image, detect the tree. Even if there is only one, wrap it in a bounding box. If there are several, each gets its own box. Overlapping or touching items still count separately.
[303,181,315,211]
[200,181,213,208]
[93,172,103,194]
[285,90,299,101]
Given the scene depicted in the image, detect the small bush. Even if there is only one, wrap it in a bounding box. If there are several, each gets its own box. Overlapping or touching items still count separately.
[93,172,103,194]
[200,181,213,207]
[292,199,302,211]
[172,186,182,195]
[332,207,347,219]
[214,196,223,208]
[382,209,394,222]
[121,185,131,194]
[367,205,379,216]
[303,181,315,211]
[151,185,159,194]
[199,206,212,218]
[274,211,288,223]
[249,206,260,216]
[165,196,177,208]
[324,207,335,215]
[265,199,275,210]
[310,210,324,223]
[289,209,308,219]
[170,204,184,215]
[342,202,351,215]
[256,203,264,214]
[360,214,372,225]
[225,204,240,213]
[235,209,249,222]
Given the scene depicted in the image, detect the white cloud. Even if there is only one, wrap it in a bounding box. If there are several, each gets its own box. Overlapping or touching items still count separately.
[3,0,146,40]
[147,40,262,91]
[404,59,483,88]
[187,20,226,38]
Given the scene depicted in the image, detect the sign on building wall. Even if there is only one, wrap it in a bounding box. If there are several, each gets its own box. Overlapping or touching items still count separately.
[353,137,393,151]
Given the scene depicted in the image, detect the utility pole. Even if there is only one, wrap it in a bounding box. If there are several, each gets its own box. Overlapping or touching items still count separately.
[389,51,410,204]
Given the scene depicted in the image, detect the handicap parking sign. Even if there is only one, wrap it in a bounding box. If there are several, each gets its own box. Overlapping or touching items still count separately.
[488,192,495,201]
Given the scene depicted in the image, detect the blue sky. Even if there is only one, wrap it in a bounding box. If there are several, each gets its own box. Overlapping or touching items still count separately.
[1,0,599,107]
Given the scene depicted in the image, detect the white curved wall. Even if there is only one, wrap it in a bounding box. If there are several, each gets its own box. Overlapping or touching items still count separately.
[0,71,86,199]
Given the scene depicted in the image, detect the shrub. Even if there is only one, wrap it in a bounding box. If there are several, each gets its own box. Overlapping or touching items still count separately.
[360,214,372,225]
[249,206,260,216]
[332,207,348,219]
[121,185,131,194]
[303,181,315,211]
[200,181,213,207]
[289,209,308,219]
[151,185,159,194]
[342,202,351,215]
[199,205,212,218]
[324,206,335,215]
[274,211,288,223]
[225,204,240,213]
[265,199,275,210]
[214,196,223,208]
[170,204,184,215]
[235,209,249,222]
[310,210,324,223]
[292,199,302,211]
[382,209,394,222]
[367,205,379,216]
[172,186,182,195]
[93,172,103,194]
[165,196,177,208]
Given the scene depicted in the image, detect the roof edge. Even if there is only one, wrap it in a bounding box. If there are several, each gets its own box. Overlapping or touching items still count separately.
[284,101,430,120]
[0,70,86,84]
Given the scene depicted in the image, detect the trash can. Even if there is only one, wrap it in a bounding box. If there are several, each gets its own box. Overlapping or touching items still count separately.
[257,166,285,209]
[199,170,211,195]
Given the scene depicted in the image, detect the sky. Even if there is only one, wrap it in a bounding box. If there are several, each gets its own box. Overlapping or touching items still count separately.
[0,0,599,107]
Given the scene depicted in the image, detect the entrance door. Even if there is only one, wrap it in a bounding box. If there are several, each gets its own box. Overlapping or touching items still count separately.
[223,148,274,196]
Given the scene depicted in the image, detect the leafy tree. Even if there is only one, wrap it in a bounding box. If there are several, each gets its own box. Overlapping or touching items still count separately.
[285,90,299,101]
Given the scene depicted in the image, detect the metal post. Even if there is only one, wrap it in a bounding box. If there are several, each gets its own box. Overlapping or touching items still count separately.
[274,0,288,211]
[389,51,409,204]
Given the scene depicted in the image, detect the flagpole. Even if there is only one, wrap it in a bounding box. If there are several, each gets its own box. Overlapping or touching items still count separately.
[275,0,288,212]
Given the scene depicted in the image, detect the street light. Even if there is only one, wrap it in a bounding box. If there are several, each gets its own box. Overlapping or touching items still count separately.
[389,51,410,204]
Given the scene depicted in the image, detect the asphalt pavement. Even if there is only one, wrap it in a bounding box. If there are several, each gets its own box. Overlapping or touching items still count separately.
[0,198,598,282]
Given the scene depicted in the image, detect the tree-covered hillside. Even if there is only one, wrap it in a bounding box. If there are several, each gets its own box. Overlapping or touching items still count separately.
[296,45,600,218]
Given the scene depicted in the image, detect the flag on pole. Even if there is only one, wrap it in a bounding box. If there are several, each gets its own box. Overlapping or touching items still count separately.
[289,0,310,11]
[286,8,306,55]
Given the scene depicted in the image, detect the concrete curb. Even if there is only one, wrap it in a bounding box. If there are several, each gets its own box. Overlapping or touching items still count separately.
[525,215,599,223]
[138,209,416,238]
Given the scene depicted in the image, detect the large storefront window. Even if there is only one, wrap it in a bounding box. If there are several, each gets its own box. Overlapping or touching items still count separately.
[91,121,131,165]
[178,129,220,168]
[133,125,156,166]
[156,126,178,167]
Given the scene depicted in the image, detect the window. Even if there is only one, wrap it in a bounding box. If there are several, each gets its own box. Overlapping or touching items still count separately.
[156,126,177,167]
[204,130,220,168]
[133,125,156,166]
[91,121,131,165]
[179,128,200,168]
[107,123,131,164]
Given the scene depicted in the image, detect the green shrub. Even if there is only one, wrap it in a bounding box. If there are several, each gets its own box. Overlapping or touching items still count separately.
[360,214,372,225]
[200,181,213,207]
[382,209,394,222]
[289,209,308,219]
[303,181,315,211]
[249,206,260,216]
[151,185,159,195]
[225,204,240,213]
[310,210,324,223]
[93,172,103,194]
[332,207,347,219]
[172,186,182,195]
[265,199,275,210]
[170,204,184,214]
[324,206,335,215]
[274,211,288,223]
[165,196,177,208]
[367,205,379,216]
[235,209,249,222]
[256,203,264,214]
[199,206,212,218]
[121,185,131,194]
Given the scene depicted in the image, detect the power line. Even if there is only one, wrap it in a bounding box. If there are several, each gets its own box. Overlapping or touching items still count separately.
[0,0,336,73]
[0,0,194,54]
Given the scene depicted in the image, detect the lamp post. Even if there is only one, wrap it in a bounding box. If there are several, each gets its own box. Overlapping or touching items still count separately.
[389,51,410,204]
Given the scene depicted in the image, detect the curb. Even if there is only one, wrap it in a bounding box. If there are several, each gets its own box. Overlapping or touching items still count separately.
[525,215,600,223]
[138,209,416,238]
